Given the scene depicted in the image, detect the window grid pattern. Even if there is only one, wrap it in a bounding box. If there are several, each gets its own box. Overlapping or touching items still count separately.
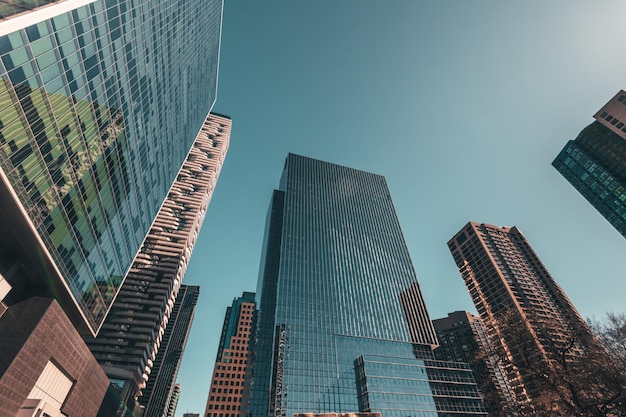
[140,284,199,417]
[355,354,486,417]
[0,0,222,333]
[553,122,626,238]
[0,0,63,20]
[205,294,255,417]
[252,155,485,417]
[447,222,592,405]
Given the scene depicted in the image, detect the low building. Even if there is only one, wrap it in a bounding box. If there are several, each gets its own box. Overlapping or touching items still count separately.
[0,297,110,417]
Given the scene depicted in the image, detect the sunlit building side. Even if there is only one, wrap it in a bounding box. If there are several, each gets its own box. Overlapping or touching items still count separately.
[204,292,255,417]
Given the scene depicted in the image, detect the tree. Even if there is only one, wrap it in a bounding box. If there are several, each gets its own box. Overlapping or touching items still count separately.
[476,311,626,417]
[589,313,626,375]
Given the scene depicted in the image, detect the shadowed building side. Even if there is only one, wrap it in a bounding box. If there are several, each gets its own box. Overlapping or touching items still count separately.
[140,285,199,417]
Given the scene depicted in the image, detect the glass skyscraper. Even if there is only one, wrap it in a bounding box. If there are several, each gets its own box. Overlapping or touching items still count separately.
[553,90,626,238]
[0,0,223,334]
[250,154,486,417]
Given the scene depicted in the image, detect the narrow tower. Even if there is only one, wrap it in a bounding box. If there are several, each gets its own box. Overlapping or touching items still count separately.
[204,292,256,417]
[140,285,199,417]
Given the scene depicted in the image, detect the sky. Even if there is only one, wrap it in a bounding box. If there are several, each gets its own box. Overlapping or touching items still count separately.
[174,1,626,415]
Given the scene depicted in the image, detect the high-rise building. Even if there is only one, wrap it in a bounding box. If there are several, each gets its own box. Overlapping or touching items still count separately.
[85,113,230,401]
[433,311,514,417]
[0,0,224,335]
[166,384,181,417]
[552,90,626,238]
[140,284,199,417]
[204,292,255,417]
[447,222,594,406]
[250,154,487,417]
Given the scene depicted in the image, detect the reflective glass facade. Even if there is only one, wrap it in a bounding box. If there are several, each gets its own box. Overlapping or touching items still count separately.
[553,122,626,238]
[355,353,485,416]
[0,0,223,334]
[0,0,63,20]
[250,154,485,417]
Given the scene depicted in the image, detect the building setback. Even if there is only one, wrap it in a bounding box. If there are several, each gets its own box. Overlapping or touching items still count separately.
[204,292,255,417]
[0,0,223,335]
[447,222,595,408]
[140,285,199,417]
[250,154,487,417]
[85,113,230,404]
[553,90,626,238]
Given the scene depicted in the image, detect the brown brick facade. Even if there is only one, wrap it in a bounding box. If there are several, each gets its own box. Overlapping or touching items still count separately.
[0,297,110,417]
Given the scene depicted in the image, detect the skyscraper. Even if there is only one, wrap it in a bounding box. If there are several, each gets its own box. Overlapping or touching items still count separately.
[552,90,626,238]
[250,154,486,417]
[447,222,595,407]
[0,0,223,335]
[86,113,230,402]
[204,292,255,417]
[140,284,199,417]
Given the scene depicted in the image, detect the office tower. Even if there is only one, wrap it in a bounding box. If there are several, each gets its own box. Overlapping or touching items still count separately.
[447,222,596,407]
[250,154,487,417]
[204,292,255,417]
[0,0,223,336]
[85,113,230,404]
[140,285,199,417]
[433,311,514,417]
[0,297,110,417]
[553,90,626,238]
[166,384,181,417]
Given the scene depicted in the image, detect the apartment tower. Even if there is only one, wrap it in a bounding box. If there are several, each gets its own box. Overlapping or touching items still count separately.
[250,154,487,417]
[204,292,255,417]
[447,222,594,408]
[553,90,626,238]
[85,113,230,403]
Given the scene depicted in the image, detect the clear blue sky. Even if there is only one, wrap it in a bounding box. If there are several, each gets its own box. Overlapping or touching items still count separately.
[174,1,626,415]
